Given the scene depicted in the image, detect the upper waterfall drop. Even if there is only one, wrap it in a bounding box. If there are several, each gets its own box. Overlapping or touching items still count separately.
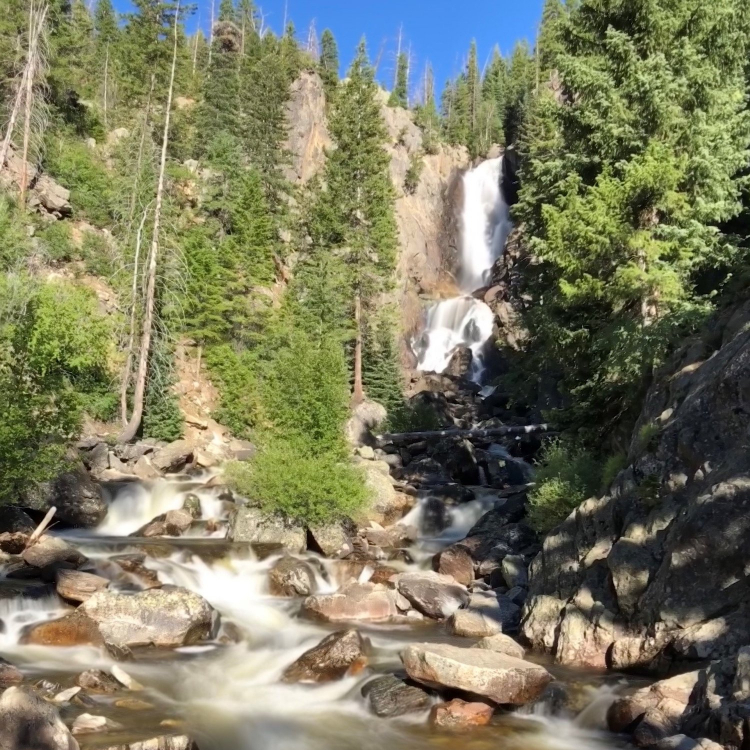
[415,156,512,380]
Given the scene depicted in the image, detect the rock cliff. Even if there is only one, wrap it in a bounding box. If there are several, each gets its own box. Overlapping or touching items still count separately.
[522,299,750,673]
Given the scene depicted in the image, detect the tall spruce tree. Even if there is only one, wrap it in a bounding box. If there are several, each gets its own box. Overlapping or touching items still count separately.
[319,28,339,99]
[388,52,409,108]
[515,0,750,437]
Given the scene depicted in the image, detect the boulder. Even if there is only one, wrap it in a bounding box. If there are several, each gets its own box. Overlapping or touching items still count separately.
[433,544,475,586]
[134,509,194,538]
[430,698,494,729]
[445,347,473,379]
[345,399,387,447]
[0,507,35,534]
[396,571,468,620]
[75,670,121,694]
[24,465,106,528]
[402,643,552,706]
[181,494,202,519]
[307,521,354,558]
[0,686,79,750]
[302,582,401,623]
[81,587,214,649]
[501,555,528,589]
[0,532,28,555]
[22,536,86,569]
[151,441,194,473]
[268,556,317,597]
[282,629,367,683]
[448,592,521,637]
[361,674,432,717]
[33,175,72,216]
[71,713,123,735]
[109,554,161,589]
[21,612,103,648]
[56,569,109,603]
[0,659,22,688]
[228,506,306,553]
[473,634,526,660]
[102,736,195,750]
[360,462,414,525]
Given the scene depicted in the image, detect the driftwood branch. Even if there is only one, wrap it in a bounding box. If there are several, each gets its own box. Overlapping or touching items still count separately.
[377,424,553,445]
[26,506,56,547]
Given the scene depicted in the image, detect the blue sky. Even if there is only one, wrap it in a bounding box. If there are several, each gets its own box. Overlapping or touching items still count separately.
[113,0,545,97]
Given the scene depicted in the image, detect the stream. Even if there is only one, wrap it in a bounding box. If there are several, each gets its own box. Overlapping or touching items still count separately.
[0,478,632,750]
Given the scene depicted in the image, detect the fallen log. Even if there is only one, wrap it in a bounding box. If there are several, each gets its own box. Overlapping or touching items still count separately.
[377,424,553,445]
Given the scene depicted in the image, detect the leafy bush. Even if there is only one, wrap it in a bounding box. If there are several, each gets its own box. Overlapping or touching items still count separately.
[81,231,116,278]
[225,440,368,525]
[404,152,424,195]
[528,440,602,533]
[39,221,75,262]
[388,400,444,433]
[0,277,111,503]
[45,140,114,225]
[0,198,30,270]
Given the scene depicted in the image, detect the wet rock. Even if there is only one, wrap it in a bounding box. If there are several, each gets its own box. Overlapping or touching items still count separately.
[0,532,28,555]
[0,686,79,750]
[302,582,400,623]
[109,554,162,590]
[433,544,475,586]
[448,592,521,637]
[52,686,81,704]
[22,535,86,570]
[56,569,109,603]
[71,713,123,735]
[134,509,194,538]
[282,629,367,683]
[21,612,104,648]
[229,506,306,553]
[268,556,317,597]
[181,494,202,519]
[151,440,194,473]
[473,633,526,659]
[24,465,107,528]
[307,521,354,558]
[396,571,469,620]
[360,462,414,526]
[76,670,120,694]
[445,347,473,379]
[111,665,144,691]
[105,735,196,750]
[430,698,494,729]
[361,674,432,717]
[0,659,23,687]
[81,587,214,649]
[402,643,552,706]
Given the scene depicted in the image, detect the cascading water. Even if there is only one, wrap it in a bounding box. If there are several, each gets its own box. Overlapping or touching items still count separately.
[415,156,512,382]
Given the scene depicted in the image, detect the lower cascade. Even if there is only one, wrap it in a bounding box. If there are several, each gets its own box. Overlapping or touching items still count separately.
[415,156,512,381]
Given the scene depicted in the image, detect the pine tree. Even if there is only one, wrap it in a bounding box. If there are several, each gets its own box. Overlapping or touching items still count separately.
[480,47,507,148]
[413,63,441,152]
[218,0,236,23]
[503,40,534,144]
[536,0,565,78]
[515,0,750,437]
[388,52,408,108]
[319,28,338,98]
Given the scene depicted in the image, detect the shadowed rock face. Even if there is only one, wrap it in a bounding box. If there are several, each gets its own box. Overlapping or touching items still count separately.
[0,687,79,750]
[522,302,750,673]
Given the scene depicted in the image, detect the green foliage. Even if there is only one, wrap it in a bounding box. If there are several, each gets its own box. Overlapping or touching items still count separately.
[404,152,424,195]
[0,199,31,271]
[81,231,116,278]
[636,422,661,454]
[39,222,75,263]
[319,28,339,100]
[225,443,367,525]
[45,140,114,225]
[388,52,409,108]
[387,400,443,433]
[0,277,111,503]
[528,440,601,533]
[601,452,627,492]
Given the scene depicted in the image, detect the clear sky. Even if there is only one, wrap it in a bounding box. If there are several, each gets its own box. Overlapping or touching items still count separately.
[113,1,545,98]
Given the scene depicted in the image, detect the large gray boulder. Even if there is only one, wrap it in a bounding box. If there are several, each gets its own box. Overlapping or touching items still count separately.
[401,643,552,706]
[521,305,750,672]
[81,587,214,649]
[301,582,402,623]
[448,591,521,637]
[24,465,107,528]
[396,571,468,620]
[228,506,306,553]
[0,686,79,750]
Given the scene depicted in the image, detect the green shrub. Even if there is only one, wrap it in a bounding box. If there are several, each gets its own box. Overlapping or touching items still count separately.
[45,140,114,225]
[404,152,424,195]
[636,422,661,453]
[388,400,443,433]
[0,198,30,270]
[601,452,628,491]
[528,440,602,533]
[225,440,368,525]
[81,231,116,278]
[39,221,75,262]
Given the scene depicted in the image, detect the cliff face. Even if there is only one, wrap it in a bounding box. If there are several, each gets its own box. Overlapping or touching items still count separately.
[283,72,471,370]
[522,300,750,673]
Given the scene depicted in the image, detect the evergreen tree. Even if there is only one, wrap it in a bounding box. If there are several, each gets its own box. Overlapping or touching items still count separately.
[319,28,339,98]
[218,0,236,23]
[536,0,565,77]
[388,52,409,108]
[503,40,534,144]
[413,63,441,152]
[515,0,750,437]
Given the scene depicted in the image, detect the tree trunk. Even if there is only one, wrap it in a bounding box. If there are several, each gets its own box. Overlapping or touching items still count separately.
[18,1,36,210]
[118,2,180,444]
[352,291,364,405]
[103,42,109,132]
[126,75,155,239]
[207,0,214,72]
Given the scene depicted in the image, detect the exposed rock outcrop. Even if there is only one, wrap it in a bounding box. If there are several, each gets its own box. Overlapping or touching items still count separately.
[522,301,750,672]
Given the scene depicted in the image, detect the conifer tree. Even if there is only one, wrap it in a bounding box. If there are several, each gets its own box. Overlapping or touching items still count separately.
[413,63,441,152]
[319,28,338,98]
[388,52,409,108]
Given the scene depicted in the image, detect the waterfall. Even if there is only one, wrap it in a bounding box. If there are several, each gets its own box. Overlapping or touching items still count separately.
[415,156,512,381]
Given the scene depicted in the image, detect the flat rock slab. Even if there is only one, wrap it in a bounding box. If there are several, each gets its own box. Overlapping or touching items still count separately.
[402,643,552,706]
[56,570,109,603]
[22,536,86,569]
[81,587,214,649]
[302,583,400,623]
[473,634,526,660]
[21,612,104,648]
[396,572,468,620]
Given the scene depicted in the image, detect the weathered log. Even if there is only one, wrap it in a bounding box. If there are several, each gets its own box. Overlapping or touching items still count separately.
[377,424,553,445]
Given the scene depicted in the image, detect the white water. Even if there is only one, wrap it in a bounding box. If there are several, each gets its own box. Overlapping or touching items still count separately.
[416,156,512,381]
[97,478,227,536]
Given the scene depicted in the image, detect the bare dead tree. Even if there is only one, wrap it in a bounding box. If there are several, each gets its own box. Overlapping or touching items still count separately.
[118,1,180,443]
[306,19,319,60]
[103,42,110,132]
[207,0,215,71]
